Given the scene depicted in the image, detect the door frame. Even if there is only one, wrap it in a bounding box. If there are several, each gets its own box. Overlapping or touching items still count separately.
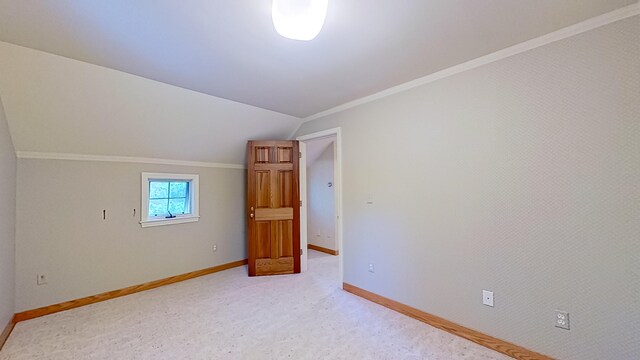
[297,127,344,288]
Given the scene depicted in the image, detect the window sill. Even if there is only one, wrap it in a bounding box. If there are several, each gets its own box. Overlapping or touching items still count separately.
[140,216,200,228]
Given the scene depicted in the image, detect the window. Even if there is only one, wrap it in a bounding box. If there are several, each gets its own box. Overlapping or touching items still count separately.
[141,172,199,227]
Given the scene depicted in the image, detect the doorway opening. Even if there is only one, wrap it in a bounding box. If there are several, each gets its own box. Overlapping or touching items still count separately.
[297,128,343,288]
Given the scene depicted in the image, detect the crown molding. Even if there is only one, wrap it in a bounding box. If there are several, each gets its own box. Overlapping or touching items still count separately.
[16,151,245,169]
[288,122,305,140]
[302,3,639,123]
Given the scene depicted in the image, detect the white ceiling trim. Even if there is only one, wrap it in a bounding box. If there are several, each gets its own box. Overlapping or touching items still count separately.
[288,123,304,140]
[16,151,246,169]
[302,3,639,123]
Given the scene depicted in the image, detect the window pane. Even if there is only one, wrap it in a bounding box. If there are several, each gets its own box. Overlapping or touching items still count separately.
[169,181,188,198]
[149,199,168,216]
[149,181,169,199]
[168,198,188,214]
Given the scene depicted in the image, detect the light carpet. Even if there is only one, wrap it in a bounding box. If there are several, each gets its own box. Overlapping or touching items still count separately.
[1,250,510,359]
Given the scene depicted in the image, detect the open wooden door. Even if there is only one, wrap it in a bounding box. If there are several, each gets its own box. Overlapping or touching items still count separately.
[247,140,300,276]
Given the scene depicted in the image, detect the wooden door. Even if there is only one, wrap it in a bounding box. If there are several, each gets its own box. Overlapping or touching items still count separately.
[247,140,300,276]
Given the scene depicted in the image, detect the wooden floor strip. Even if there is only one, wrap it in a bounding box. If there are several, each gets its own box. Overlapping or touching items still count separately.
[0,315,16,351]
[14,259,248,323]
[343,283,553,360]
[308,243,339,256]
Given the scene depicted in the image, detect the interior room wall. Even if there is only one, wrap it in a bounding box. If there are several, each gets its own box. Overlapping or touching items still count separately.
[15,159,245,312]
[296,17,639,360]
[0,37,298,313]
[0,98,16,329]
[307,143,336,251]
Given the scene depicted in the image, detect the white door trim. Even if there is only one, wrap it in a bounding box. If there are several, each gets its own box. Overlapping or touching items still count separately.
[299,141,308,272]
[297,127,344,288]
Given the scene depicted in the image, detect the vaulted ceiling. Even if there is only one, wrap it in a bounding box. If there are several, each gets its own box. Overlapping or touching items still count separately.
[0,1,634,164]
[0,0,633,118]
[0,41,299,165]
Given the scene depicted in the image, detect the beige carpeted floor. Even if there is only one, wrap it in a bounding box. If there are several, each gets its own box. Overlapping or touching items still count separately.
[1,250,510,359]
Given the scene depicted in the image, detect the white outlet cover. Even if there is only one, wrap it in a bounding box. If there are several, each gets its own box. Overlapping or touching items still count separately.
[555,310,570,330]
[368,263,375,273]
[482,290,494,307]
[37,273,48,285]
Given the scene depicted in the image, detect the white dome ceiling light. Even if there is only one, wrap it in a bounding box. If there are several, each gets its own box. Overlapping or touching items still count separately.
[272,0,328,41]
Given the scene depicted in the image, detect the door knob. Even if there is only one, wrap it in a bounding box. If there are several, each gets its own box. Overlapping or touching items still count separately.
[250,213,254,218]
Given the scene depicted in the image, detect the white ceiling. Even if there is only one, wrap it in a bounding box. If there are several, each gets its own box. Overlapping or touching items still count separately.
[0,0,634,118]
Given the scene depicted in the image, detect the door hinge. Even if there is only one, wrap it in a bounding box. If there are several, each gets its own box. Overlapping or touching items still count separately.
[300,200,302,207]
[299,152,302,158]
[300,249,303,255]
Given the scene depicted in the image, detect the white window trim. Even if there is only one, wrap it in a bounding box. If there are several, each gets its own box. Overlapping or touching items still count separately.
[140,172,200,228]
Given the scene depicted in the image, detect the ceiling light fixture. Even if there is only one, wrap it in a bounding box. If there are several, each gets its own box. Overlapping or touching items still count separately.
[272,0,328,41]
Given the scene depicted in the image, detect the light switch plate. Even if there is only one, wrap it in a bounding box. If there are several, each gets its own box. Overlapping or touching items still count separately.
[482,290,494,307]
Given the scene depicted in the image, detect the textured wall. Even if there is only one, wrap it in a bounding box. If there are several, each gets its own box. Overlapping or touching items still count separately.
[15,159,246,312]
[307,144,336,251]
[0,98,16,329]
[296,17,639,360]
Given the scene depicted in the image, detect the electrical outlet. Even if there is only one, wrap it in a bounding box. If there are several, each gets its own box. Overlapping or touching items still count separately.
[482,290,494,307]
[368,263,375,273]
[37,273,48,285]
[213,244,218,252]
[555,310,570,330]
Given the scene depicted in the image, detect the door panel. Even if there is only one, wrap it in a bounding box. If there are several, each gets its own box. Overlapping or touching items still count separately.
[255,208,293,221]
[255,222,272,258]
[255,171,271,208]
[255,147,271,163]
[247,140,300,276]
[277,220,294,257]
[277,147,293,163]
[256,257,294,274]
[278,171,293,207]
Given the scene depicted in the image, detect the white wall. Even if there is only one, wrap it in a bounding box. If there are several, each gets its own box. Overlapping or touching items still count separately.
[296,16,639,360]
[0,98,16,328]
[307,143,336,251]
[0,38,301,313]
[15,159,245,312]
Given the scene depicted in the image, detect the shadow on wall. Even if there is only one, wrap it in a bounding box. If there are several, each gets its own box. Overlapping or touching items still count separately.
[306,139,336,251]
